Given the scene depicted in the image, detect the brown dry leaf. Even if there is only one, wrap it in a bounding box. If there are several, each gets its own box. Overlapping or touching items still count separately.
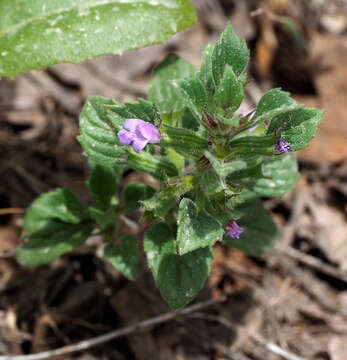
[297,33,347,162]
[329,336,347,360]
[321,13,347,35]
[255,31,276,78]
[0,226,21,258]
[310,203,347,271]
[6,110,47,141]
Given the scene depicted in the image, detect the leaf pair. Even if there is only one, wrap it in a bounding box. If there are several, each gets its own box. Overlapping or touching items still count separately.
[145,223,214,309]
[17,189,93,265]
[251,88,324,151]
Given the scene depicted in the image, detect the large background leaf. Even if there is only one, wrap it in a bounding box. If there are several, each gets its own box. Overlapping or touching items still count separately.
[0,0,197,78]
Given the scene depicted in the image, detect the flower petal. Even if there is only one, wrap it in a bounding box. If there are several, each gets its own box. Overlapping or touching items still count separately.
[136,122,160,143]
[117,129,134,145]
[226,221,244,239]
[132,138,149,153]
[123,118,145,132]
[275,139,291,153]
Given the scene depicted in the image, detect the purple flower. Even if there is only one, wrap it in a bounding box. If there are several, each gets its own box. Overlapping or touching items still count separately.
[275,139,291,153]
[225,221,244,239]
[117,118,160,153]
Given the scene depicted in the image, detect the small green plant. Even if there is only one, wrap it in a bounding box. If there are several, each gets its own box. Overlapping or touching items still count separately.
[17,25,324,309]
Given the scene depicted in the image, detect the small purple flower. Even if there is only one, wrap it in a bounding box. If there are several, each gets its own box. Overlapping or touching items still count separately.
[275,139,292,153]
[117,118,160,153]
[225,221,244,239]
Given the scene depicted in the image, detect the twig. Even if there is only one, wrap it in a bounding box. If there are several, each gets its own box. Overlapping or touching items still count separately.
[252,334,307,360]
[0,296,226,360]
[278,189,308,249]
[250,7,289,24]
[0,208,24,216]
[25,72,80,115]
[84,63,147,98]
[277,247,347,283]
[188,313,307,360]
[119,215,140,235]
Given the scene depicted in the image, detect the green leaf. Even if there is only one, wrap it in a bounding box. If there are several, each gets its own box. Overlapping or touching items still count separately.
[166,148,185,171]
[20,187,93,265]
[253,89,302,124]
[110,99,157,126]
[89,206,115,230]
[127,151,178,180]
[149,54,197,114]
[203,198,242,225]
[204,150,247,178]
[144,223,214,308]
[199,170,225,196]
[88,164,122,210]
[17,220,93,266]
[267,107,324,151]
[177,198,223,255]
[223,192,278,255]
[174,77,207,119]
[211,24,249,86]
[78,96,127,167]
[141,192,176,221]
[123,182,155,213]
[0,0,197,78]
[215,65,243,115]
[104,235,138,280]
[251,153,299,197]
[199,43,215,93]
[227,162,262,184]
[160,124,209,159]
[229,135,276,155]
[227,153,299,197]
[24,189,85,234]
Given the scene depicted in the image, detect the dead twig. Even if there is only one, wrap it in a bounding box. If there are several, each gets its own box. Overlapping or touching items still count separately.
[251,7,289,24]
[278,189,308,249]
[84,63,147,98]
[187,313,308,360]
[252,334,307,360]
[276,247,347,283]
[0,296,226,360]
[0,208,24,216]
